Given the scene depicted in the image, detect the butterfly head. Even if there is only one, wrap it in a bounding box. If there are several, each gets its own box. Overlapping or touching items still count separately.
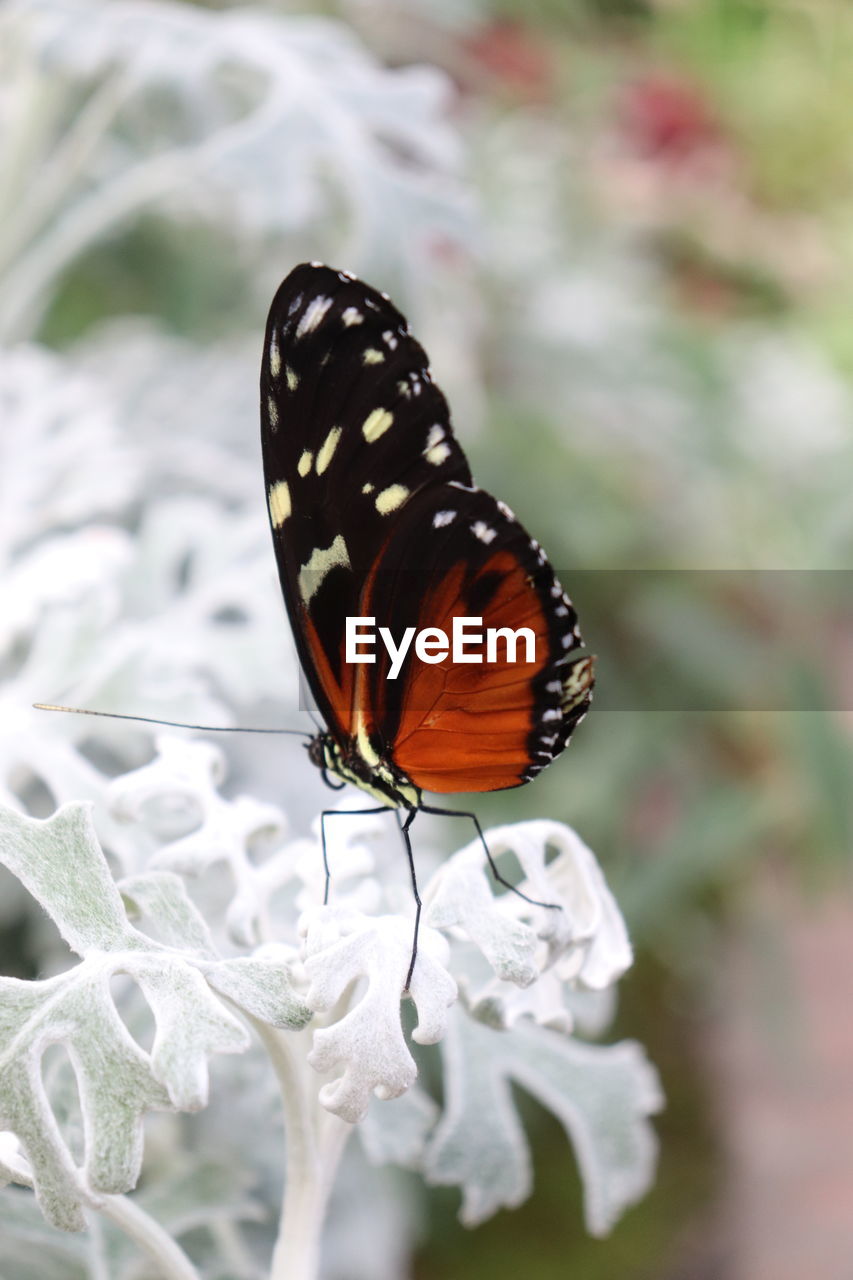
[307,730,421,810]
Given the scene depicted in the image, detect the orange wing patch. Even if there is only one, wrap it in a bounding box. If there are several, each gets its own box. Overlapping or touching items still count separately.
[392,552,551,792]
[300,606,358,739]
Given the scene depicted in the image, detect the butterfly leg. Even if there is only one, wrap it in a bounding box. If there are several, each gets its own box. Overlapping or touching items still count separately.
[418,804,560,912]
[319,806,390,905]
[397,808,421,993]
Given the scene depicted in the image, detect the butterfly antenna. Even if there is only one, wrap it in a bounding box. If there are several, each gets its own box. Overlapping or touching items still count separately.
[32,703,313,740]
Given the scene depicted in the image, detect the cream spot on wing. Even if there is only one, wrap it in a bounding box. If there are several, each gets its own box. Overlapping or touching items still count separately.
[316,426,342,476]
[268,481,291,527]
[425,442,451,465]
[267,396,279,428]
[432,509,456,528]
[375,484,409,515]
[296,296,332,337]
[362,408,394,442]
[472,521,497,544]
[286,366,299,392]
[362,348,385,365]
[397,380,412,399]
[342,307,363,326]
[269,334,281,378]
[298,535,351,604]
[297,449,313,477]
[362,482,374,494]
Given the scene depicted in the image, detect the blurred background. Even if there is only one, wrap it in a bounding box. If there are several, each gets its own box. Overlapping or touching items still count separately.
[1,0,851,1277]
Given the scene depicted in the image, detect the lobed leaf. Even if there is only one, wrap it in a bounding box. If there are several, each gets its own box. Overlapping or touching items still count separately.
[301,905,456,1123]
[424,1005,662,1235]
[0,802,309,1230]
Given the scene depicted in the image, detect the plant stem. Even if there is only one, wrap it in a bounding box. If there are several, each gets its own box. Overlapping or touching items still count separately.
[253,1020,351,1280]
[98,1193,200,1280]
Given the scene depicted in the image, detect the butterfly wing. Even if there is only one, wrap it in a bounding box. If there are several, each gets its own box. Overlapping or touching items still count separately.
[261,262,593,794]
[359,484,593,792]
[260,263,471,740]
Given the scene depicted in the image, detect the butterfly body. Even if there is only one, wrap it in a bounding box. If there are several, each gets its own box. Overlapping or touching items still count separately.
[261,263,593,808]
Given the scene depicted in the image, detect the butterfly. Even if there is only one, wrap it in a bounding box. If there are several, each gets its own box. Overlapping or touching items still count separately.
[260,264,594,982]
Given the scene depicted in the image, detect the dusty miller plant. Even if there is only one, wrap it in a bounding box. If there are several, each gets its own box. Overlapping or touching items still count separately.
[0,745,662,1279]
[0,1,662,1276]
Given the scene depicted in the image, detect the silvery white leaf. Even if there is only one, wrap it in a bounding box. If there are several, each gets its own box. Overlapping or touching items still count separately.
[424,856,541,987]
[359,1083,439,1169]
[424,819,632,989]
[0,346,138,558]
[109,735,290,945]
[203,956,310,1032]
[424,1004,663,1235]
[0,0,473,340]
[0,802,307,1231]
[118,870,216,957]
[301,905,456,1123]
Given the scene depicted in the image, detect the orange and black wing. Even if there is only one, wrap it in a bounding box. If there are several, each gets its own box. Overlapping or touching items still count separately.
[260,263,593,792]
[260,263,470,741]
[360,484,593,792]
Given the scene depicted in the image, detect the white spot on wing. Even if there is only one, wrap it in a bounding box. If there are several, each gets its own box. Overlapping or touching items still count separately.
[269,334,281,378]
[268,481,291,527]
[316,426,342,476]
[296,296,332,337]
[425,442,451,465]
[267,396,279,428]
[383,330,399,350]
[472,521,497,544]
[362,482,374,494]
[426,424,445,449]
[433,509,456,528]
[363,348,385,365]
[342,307,363,326]
[298,535,351,604]
[375,484,409,515]
[363,408,394,442]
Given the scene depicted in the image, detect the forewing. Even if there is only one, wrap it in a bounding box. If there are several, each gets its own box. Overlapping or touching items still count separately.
[260,263,471,736]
